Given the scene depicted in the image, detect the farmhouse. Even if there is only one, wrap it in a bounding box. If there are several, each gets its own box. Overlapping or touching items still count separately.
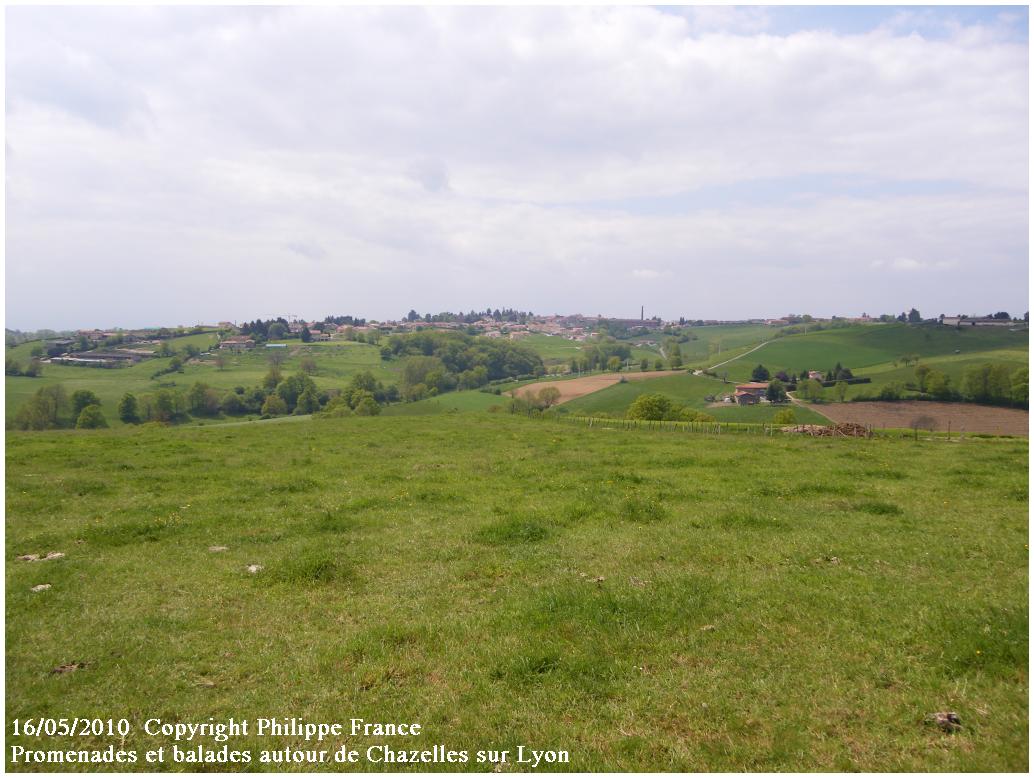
[219,337,255,350]
[733,382,769,405]
[940,316,1020,328]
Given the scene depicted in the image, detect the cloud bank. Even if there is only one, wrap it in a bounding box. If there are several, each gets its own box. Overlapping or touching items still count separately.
[5,6,1028,328]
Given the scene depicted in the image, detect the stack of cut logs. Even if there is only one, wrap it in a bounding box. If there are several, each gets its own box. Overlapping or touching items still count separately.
[782,423,871,438]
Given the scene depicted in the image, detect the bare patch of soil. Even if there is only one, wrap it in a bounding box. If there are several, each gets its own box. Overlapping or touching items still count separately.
[514,371,676,405]
[808,401,1028,437]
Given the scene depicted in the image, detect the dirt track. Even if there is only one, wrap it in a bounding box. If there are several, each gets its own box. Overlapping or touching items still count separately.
[808,401,1028,437]
[514,371,675,404]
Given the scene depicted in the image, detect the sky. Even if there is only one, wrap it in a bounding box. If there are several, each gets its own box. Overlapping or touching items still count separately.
[5,4,1029,330]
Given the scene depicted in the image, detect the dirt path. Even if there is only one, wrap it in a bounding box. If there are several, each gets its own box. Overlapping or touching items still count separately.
[514,371,676,405]
[707,340,770,371]
[798,401,1028,437]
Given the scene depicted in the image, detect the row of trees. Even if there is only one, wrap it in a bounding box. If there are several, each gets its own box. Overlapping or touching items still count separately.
[6,357,43,377]
[404,308,533,324]
[626,393,715,422]
[383,332,544,400]
[11,386,110,430]
[751,363,853,384]
[908,363,1027,407]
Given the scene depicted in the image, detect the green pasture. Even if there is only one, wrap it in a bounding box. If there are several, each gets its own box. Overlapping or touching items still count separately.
[6,414,1027,771]
[676,323,775,367]
[382,389,507,416]
[562,372,830,424]
[6,342,397,428]
[717,324,1028,383]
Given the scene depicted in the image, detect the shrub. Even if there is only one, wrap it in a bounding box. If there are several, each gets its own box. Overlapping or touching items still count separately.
[75,404,108,429]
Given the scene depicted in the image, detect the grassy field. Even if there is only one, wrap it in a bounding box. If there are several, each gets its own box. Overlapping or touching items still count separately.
[717,324,1028,383]
[562,373,830,424]
[6,342,397,428]
[6,414,1027,771]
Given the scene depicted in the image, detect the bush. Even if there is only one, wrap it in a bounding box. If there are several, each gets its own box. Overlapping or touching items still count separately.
[772,408,796,425]
[117,393,140,424]
[261,394,288,416]
[75,404,108,429]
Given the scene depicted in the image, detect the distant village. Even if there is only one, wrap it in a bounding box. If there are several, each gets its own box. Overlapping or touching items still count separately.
[12,309,1027,370]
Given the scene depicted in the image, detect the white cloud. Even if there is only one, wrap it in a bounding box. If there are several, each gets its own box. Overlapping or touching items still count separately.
[4,6,1028,327]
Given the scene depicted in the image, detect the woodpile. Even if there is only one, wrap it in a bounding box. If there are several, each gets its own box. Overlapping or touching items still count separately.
[782,423,872,438]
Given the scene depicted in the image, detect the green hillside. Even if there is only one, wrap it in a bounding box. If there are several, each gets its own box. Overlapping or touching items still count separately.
[717,324,1028,382]
[6,341,398,428]
[6,415,1027,771]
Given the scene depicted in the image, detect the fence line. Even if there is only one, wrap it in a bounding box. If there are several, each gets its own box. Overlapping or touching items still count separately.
[554,414,781,437]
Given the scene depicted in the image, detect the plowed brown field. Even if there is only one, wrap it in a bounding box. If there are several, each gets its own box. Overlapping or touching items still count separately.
[808,400,1028,436]
[514,371,675,404]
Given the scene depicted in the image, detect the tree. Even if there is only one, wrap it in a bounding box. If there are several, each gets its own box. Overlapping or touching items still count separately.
[12,384,68,430]
[962,364,991,402]
[926,370,951,400]
[23,359,43,377]
[606,356,622,371]
[627,393,675,421]
[267,350,286,367]
[151,389,180,422]
[220,392,247,415]
[654,359,664,371]
[294,385,320,415]
[118,393,140,424]
[797,379,823,402]
[877,382,904,401]
[907,308,922,323]
[71,390,101,417]
[640,358,649,371]
[354,396,381,416]
[909,415,936,441]
[751,364,770,382]
[276,373,317,412]
[157,341,175,357]
[300,356,317,375]
[213,352,227,370]
[300,326,312,343]
[914,364,932,392]
[765,379,787,403]
[75,404,108,429]
[187,382,220,416]
[262,366,283,390]
[261,394,288,416]
[268,323,287,340]
[834,381,848,402]
[537,386,561,409]
[1010,367,1028,406]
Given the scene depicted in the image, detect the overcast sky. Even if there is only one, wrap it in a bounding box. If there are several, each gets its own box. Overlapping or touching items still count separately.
[5,5,1029,330]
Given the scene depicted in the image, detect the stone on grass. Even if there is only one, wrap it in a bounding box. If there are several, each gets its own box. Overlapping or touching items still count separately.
[209,546,229,553]
[31,584,52,593]
[927,711,962,732]
[51,662,86,674]
[246,564,263,574]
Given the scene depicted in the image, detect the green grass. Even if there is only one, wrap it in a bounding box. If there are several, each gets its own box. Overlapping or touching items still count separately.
[6,342,398,428]
[717,324,1027,383]
[6,415,1026,771]
[382,389,507,416]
